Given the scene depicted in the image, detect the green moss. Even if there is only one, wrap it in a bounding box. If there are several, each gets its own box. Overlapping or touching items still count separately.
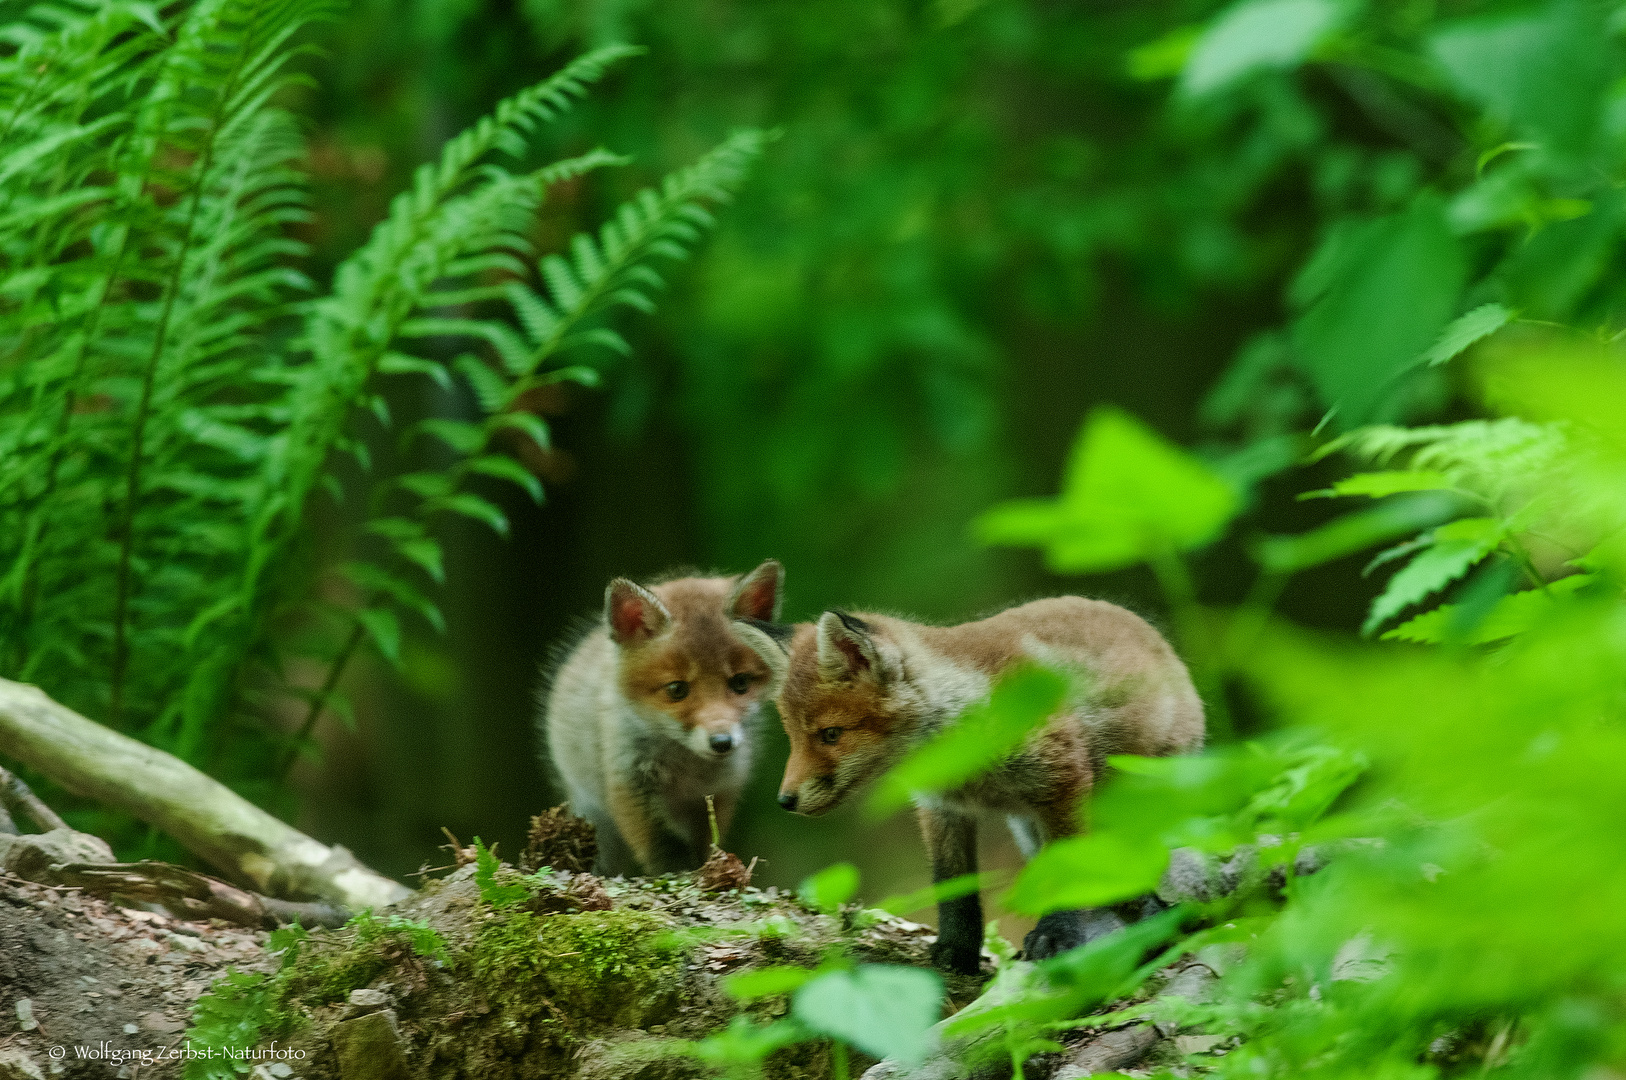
[281,913,447,1008]
[469,909,689,1027]
[184,914,447,1078]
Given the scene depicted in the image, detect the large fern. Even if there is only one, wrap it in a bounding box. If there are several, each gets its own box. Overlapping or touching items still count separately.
[0,0,763,829]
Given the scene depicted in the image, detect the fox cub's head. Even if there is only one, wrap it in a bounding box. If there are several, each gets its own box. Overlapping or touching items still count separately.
[606,560,783,761]
[735,610,917,817]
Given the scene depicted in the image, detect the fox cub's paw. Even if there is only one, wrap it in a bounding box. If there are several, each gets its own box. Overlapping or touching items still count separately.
[929,936,983,976]
[1022,908,1124,961]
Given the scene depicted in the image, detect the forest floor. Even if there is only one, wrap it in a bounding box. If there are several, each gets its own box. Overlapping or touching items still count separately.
[0,819,1233,1080]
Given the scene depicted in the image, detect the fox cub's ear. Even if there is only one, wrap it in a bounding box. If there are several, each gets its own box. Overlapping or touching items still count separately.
[605,579,671,645]
[727,559,784,622]
[731,618,791,692]
[817,610,882,684]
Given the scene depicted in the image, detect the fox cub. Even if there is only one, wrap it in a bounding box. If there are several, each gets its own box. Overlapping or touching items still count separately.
[733,596,1203,974]
[542,561,784,877]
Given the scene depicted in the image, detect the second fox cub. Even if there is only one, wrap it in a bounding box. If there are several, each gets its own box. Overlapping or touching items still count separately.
[734,596,1203,974]
[543,561,784,876]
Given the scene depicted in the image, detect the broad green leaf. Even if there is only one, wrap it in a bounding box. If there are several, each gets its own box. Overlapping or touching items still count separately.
[1421,304,1513,367]
[1181,0,1343,96]
[724,966,816,1001]
[1127,25,1201,81]
[1291,200,1466,426]
[976,408,1239,573]
[867,665,1071,816]
[798,863,860,912]
[793,965,944,1065]
[1385,573,1596,644]
[1363,517,1502,635]
[1480,345,1626,458]
[1003,832,1170,915]
[1431,3,1611,158]
[1253,492,1460,574]
[691,1017,809,1068]
[1303,471,1454,500]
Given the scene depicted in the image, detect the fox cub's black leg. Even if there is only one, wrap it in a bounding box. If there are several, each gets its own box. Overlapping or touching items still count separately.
[922,808,983,975]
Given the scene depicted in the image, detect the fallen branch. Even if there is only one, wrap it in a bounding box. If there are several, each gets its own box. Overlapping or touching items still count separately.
[54,860,350,928]
[0,677,408,909]
[0,762,68,831]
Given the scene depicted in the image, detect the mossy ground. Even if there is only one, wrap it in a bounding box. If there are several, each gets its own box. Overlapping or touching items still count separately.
[193,862,962,1080]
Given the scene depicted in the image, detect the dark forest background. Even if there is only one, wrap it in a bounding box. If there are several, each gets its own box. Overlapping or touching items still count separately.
[281,0,1414,914]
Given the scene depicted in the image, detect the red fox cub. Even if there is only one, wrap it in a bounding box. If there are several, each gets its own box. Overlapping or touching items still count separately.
[542,561,784,877]
[732,597,1203,974]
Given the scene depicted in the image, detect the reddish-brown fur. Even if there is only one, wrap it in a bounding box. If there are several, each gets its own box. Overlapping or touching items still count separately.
[735,596,1203,973]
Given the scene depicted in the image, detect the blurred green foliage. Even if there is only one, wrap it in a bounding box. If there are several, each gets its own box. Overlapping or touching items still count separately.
[7,0,1626,1072]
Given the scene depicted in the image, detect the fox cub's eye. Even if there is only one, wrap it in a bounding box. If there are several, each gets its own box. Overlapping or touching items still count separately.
[820,727,842,745]
[665,681,689,702]
[727,673,753,695]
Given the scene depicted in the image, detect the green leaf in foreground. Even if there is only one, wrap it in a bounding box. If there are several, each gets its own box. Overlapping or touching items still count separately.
[1385,573,1595,644]
[1003,832,1170,916]
[724,965,817,1000]
[976,407,1239,574]
[866,664,1070,817]
[1252,492,1461,574]
[1363,517,1503,635]
[1180,0,1343,96]
[798,862,860,912]
[793,965,944,1065]
[1303,470,1455,500]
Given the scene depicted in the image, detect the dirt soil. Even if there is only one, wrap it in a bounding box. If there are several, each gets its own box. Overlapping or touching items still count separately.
[0,858,984,1080]
[0,873,272,1078]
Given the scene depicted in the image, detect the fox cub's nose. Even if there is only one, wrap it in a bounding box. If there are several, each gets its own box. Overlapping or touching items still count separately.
[709,732,735,755]
[777,792,798,812]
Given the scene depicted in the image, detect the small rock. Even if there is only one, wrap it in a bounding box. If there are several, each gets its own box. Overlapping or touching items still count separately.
[1158,848,1221,904]
[0,1045,47,1080]
[15,998,37,1031]
[165,932,208,953]
[347,989,389,1009]
[123,1023,139,1035]
[1174,1034,1226,1054]
[141,1011,185,1034]
[330,1008,409,1080]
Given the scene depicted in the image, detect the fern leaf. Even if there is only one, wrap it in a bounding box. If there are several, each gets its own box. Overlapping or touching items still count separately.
[1363,517,1503,636]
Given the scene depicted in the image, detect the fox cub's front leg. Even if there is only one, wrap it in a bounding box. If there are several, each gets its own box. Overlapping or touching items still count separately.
[920,806,982,975]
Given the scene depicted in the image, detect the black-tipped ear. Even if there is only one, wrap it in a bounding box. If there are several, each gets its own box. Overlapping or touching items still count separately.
[728,559,784,622]
[816,610,879,683]
[731,617,791,692]
[605,579,670,645]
